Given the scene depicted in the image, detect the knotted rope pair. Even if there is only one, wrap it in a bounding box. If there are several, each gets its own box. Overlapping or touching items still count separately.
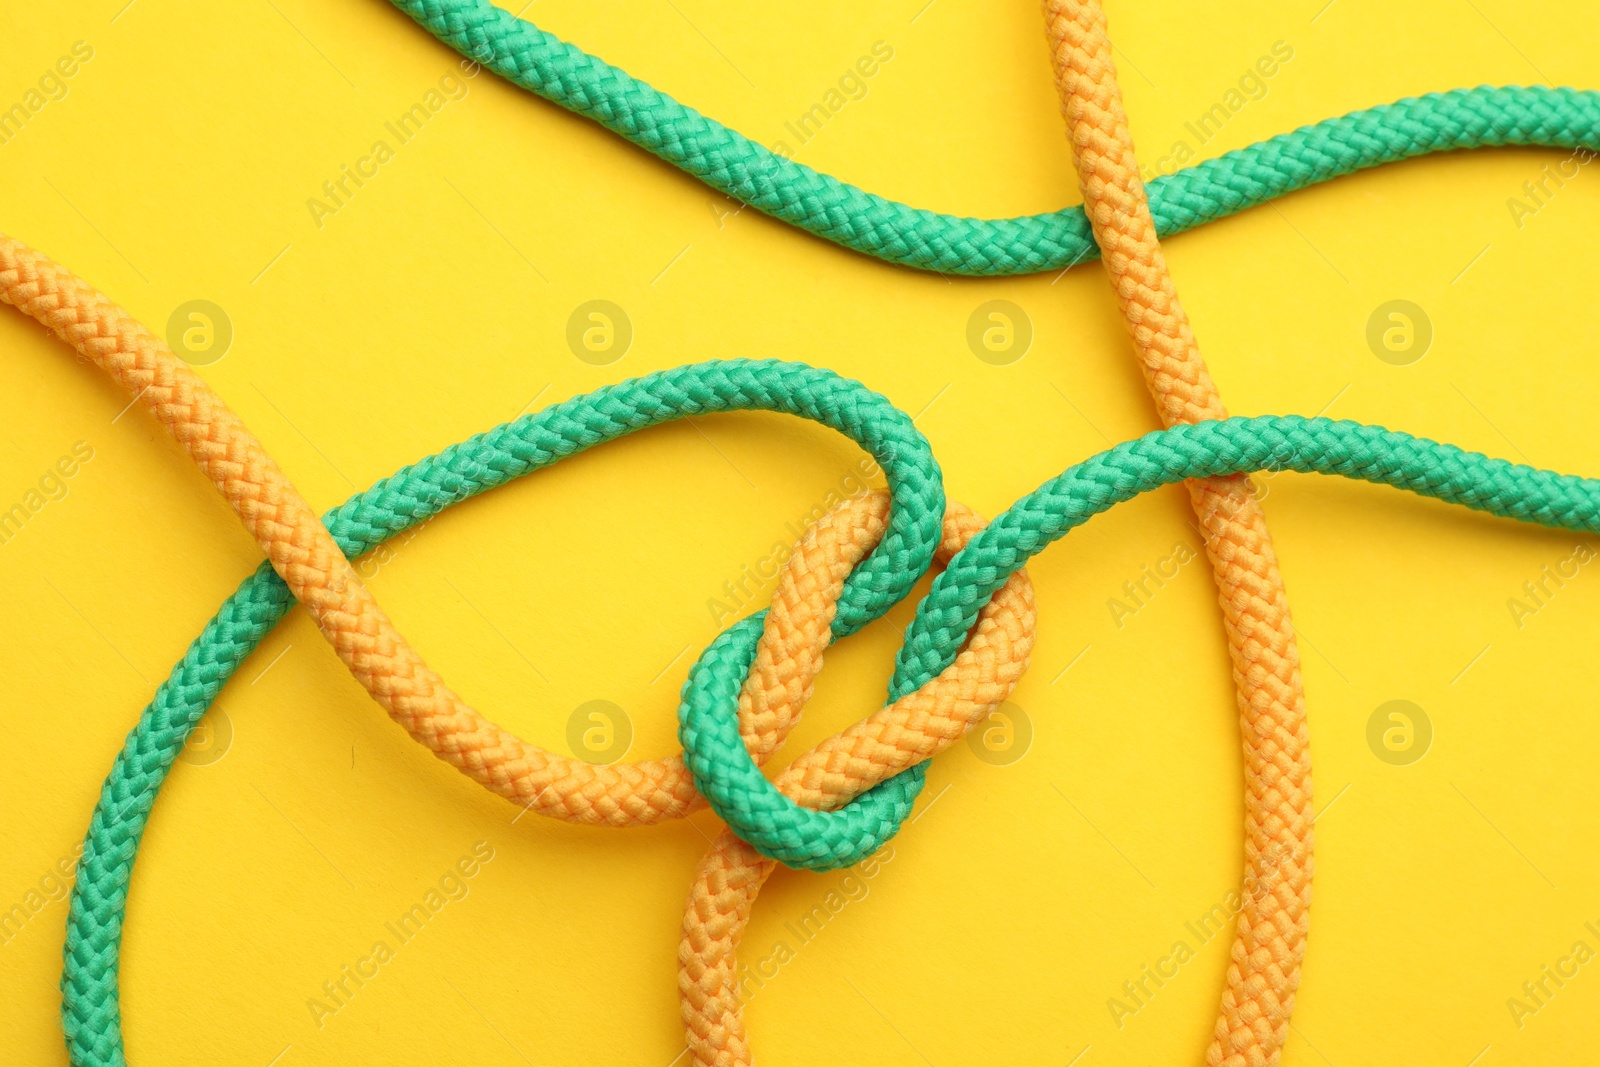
[45,300,1600,1067]
[26,1,1597,1064]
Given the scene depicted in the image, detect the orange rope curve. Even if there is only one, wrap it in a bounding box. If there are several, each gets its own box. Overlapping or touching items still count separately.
[0,234,801,826]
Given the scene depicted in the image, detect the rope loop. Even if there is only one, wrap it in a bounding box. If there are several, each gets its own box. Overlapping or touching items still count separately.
[678,491,1037,871]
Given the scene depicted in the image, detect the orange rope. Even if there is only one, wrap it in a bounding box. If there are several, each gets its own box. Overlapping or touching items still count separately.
[1041,3,1315,1064]
[676,492,1036,1066]
[0,235,804,825]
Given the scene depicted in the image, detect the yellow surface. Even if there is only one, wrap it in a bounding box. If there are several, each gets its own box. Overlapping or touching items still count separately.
[1,1,1598,1064]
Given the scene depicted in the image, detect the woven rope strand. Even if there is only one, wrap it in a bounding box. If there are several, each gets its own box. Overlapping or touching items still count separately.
[676,494,1037,1067]
[0,237,710,825]
[1043,4,1313,1063]
[391,1,1599,276]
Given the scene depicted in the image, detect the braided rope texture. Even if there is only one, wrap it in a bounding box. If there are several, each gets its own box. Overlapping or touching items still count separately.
[391,0,1600,276]
[23,230,954,1061]
[31,2,1600,1063]
[58,391,1600,1067]
[2,235,869,830]
[677,495,1036,1065]
[1044,4,1312,1063]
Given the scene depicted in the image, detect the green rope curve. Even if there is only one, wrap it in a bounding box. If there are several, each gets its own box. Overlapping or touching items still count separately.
[391,0,1598,276]
[59,360,946,1067]
[62,358,1600,1056]
[678,414,1600,869]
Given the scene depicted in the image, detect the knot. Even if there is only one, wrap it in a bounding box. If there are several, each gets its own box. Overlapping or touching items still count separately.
[676,490,1036,1063]
[680,490,1036,870]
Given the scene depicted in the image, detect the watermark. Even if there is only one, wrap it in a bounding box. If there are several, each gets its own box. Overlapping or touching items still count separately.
[706,41,895,236]
[966,299,1032,366]
[1203,468,1280,525]
[706,166,782,232]
[1108,940,1198,1028]
[1108,838,1302,1028]
[1136,41,1295,183]
[1366,699,1431,766]
[1506,543,1595,630]
[708,194,752,232]
[0,841,83,947]
[736,845,895,1003]
[306,60,482,230]
[1506,926,1598,1030]
[768,41,895,159]
[566,700,632,764]
[1214,471,1275,519]
[177,707,233,767]
[966,701,1032,766]
[0,440,96,549]
[306,841,495,1029]
[355,517,435,582]
[165,299,233,366]
[1366,299,1432,366]
[0,40,94,150]
[1105,541,1199,629]
[1507,147,1597,230]
[706,453,883,625]
[565,299,632,366]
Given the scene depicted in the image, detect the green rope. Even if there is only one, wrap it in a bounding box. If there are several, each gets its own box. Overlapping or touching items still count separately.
[64,366,1600,1064]
[678,414,1600,869]
[392,0,1597,275]
[59,360,946,1067]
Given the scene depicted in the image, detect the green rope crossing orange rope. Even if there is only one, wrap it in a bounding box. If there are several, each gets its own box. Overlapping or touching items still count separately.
[1045,3,1311,1062]
[60,388,1600,1065]
[392,0,1600,276]
[23,2,1597,1065]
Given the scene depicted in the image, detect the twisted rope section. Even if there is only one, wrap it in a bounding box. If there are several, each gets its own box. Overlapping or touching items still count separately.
[676,492,1037,1066]
[1043,6,1312,1062]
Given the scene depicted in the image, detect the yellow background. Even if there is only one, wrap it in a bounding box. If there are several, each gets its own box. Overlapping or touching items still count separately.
[3,0,1599,1064]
